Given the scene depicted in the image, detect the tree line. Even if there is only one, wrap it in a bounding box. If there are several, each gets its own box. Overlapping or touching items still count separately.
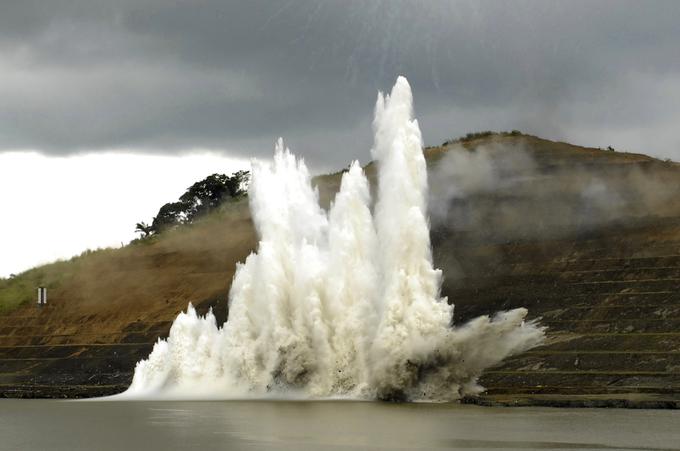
[135,170,249,238]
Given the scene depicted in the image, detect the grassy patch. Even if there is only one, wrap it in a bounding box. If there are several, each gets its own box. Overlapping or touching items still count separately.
[0,248,115,313]
[0,276,36,313]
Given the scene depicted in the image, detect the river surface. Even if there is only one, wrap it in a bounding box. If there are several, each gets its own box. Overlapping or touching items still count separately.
[1,399,679,450]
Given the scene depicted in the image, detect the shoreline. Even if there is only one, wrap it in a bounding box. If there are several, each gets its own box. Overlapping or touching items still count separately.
[2,384,679,409]
[461,394,680,409]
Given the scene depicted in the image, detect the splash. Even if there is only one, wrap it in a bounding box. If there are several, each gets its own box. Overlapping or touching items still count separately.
[122,77,545,401]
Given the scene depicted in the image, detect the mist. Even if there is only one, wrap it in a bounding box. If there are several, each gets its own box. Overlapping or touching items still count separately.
[120,78,544,402]
[428,139,680,242]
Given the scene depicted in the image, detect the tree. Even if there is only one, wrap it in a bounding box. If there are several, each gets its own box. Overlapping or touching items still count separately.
[134,222,154,238]
[225,170,250,197]
[151,201,189,232]
[179,174,231,220]
[179,171,250,221]
[136,170,251,238]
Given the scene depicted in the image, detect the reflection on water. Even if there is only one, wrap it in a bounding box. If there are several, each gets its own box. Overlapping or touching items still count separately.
[1,400,679,451]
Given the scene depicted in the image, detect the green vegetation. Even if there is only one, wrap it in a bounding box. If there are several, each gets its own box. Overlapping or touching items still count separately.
[136,170,250,238]
[0,248,117,313]
[0,263,65,313]
[0,275,35,313]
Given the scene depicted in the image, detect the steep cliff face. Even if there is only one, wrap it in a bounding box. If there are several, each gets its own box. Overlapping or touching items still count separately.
[1,134,679,404]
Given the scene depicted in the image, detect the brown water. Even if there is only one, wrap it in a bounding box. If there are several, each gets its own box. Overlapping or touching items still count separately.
[1,399,679,450]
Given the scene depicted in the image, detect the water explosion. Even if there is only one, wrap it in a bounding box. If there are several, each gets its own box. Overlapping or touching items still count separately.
[123,77,545,401]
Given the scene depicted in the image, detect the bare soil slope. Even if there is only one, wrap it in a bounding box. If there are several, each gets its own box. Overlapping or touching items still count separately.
[1,134,679,406]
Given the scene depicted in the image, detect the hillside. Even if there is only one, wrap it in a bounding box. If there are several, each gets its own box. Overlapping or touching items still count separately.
[1,133,680,406]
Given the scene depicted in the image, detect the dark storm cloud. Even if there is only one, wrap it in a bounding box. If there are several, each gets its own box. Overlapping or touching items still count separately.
[1,0,680,168]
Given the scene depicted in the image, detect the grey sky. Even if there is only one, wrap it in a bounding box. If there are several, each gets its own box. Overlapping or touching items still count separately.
[1,0,679,170]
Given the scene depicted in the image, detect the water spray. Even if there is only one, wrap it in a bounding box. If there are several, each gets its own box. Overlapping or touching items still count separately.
[122,77,545,401]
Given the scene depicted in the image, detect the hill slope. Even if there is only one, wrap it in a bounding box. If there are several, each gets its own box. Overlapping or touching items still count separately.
[1,133,680,406]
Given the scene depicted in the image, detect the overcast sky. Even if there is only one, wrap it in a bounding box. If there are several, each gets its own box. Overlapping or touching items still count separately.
[2,0,680,276]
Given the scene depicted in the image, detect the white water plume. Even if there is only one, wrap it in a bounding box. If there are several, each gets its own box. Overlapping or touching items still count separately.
[122,77,545,401]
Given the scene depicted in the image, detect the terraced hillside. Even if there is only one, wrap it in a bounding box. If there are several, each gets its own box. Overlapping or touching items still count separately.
[433,135,680,407]
[446,219,680,407]
[1,133,679,406]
